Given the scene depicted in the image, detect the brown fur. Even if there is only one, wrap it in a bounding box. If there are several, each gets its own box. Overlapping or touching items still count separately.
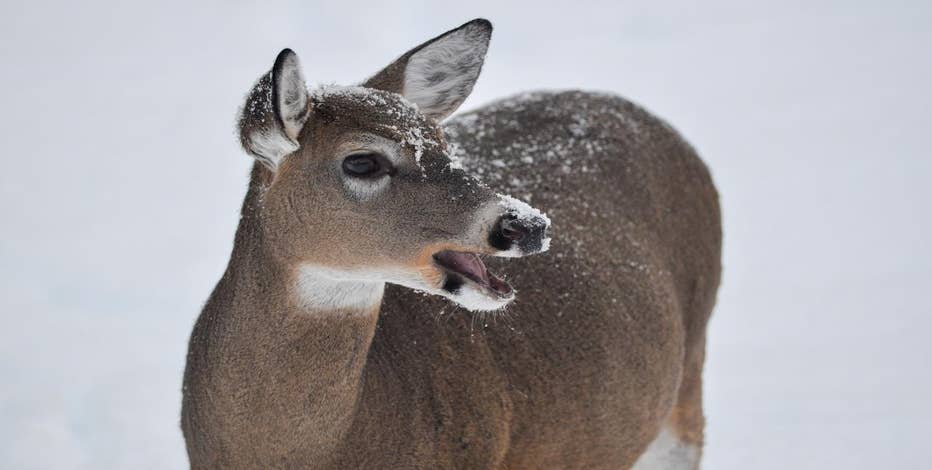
[182,21,720,470]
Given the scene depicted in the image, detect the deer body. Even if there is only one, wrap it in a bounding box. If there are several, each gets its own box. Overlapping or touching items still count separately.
[183,20,720,470]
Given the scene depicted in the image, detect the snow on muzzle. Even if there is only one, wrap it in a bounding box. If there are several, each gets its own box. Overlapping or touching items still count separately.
[426,194,550,311]
[486,194,551,257]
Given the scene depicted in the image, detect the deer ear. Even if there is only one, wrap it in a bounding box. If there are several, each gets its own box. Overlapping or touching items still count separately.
[239,49,309,170]
[364,19,492,121]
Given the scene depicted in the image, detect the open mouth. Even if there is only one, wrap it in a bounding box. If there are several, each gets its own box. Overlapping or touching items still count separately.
[433,250,513,299]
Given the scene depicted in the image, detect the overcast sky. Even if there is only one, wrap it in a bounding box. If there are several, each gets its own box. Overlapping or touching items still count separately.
[1,1,930,468]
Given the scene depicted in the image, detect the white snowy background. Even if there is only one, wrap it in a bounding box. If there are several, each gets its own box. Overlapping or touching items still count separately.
[2,1,930,468]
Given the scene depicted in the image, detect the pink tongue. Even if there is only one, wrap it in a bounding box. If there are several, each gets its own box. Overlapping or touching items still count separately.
[437,251,489,283]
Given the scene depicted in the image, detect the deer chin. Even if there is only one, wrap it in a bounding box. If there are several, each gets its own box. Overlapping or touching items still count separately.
[432,250,515,312]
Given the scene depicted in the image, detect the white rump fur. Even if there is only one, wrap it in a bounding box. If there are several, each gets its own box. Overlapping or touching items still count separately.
[402,20,491,121]
[631,426,700,470]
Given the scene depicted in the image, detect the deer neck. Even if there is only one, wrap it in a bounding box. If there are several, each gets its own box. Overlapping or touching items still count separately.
[224,167,386,313]
[201,166,385,455]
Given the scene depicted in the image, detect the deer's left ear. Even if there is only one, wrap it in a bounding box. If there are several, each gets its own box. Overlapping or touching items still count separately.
[364,19,492,121]
[239,49,309,170]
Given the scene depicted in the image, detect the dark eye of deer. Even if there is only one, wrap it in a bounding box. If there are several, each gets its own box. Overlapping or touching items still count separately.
[342,153,393,178]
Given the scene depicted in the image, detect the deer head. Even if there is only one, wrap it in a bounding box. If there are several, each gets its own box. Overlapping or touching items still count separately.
[237,19,550,312]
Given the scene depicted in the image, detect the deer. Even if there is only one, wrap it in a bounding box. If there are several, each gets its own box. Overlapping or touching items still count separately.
[181,18,721,470]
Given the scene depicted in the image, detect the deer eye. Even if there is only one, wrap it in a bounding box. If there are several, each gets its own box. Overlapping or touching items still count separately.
[342,152,393,178]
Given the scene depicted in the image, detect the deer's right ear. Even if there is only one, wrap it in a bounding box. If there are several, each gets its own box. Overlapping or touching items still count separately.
[238,49,309,170]
[364,19,492,121]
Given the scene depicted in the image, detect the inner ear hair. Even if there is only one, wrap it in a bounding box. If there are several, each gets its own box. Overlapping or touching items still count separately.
[239,49,310,171]
[363,19,492,121]
[274,49,309,141]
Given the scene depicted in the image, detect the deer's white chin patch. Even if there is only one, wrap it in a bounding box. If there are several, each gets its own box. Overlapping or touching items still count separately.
[431,250,514,312]
[390,272,515,313]
[442,283,514,312]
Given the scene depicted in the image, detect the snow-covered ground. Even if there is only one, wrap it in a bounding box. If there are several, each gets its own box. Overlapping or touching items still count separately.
[2,1,930,468]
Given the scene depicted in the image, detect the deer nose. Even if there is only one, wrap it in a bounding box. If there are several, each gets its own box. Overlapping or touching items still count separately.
[490,212,550,254]
[499,216,527,242]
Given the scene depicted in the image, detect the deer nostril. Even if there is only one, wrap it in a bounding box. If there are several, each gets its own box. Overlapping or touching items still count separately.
[489,212,549,253]
[499,217,527,242]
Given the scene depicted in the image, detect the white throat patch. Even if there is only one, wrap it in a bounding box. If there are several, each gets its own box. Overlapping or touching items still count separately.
[294,265,385,313]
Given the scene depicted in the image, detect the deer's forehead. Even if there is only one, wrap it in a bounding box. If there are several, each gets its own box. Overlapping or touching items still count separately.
[310,85,447,161]
[312,86,431,130]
